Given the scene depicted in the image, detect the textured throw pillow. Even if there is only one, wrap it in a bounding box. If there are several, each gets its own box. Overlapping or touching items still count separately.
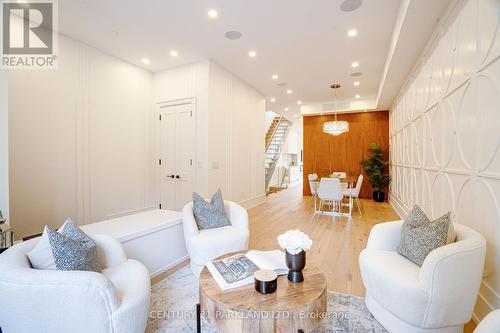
[192,189,231,230]
[26,219,70,270]
[397,205,452,266]
[46,223,101,272]
[27,218,101,272]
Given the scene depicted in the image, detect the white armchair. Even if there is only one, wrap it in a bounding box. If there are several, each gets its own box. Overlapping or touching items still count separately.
[0,234,151,333]
[183,200,249,276]
[474,309,500,333]
[359,221,486,333]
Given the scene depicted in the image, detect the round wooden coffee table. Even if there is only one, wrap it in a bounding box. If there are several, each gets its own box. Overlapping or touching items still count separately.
[199,251,327,333]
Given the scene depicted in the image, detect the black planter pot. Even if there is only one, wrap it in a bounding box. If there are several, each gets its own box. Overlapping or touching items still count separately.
[286,250,306,283]
[373,191,385,202]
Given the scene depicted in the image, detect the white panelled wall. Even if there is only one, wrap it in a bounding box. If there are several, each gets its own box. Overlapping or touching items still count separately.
[207,62,265,207]
[8,34,154,239]
[389,0,500,321]
[153,61,265,208]
[0,70,8,223]
[153,61,210,203]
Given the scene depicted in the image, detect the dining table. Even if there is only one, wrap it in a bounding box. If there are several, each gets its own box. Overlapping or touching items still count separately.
[311,175,357,217]
[338,176,357,189]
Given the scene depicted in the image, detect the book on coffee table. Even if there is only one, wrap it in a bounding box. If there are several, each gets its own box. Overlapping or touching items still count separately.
[207,250,288,290]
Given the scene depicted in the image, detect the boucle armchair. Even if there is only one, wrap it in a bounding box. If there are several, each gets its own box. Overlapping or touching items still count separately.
[359,221,486,333]
[0,234,151,333]
[183,200,249,276]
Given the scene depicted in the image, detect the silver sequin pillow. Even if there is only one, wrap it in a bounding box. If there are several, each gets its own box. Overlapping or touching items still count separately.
[46,220,101,272]
[192,189,231,230]
[397,205,451,266]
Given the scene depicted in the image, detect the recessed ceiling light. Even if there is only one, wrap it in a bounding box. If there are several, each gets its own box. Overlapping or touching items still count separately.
[351,61,359,68]
[169,50,178,57]
[286,89,292,94]
[340,0,363,12]
[248,50,257,58]
[225,31,242,40]
[207,9,218,18]
[272,74,278,80]
[297,101,302,105]
[354,81,360,86]
[270,98,276,102]
[285,107,289,111]
[347,29,357,37]
[294,114,299,118]
[355,94,361,99]
[141,58,150,65]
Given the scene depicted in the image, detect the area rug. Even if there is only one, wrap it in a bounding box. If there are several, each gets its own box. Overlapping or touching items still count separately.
[147,266,387,333]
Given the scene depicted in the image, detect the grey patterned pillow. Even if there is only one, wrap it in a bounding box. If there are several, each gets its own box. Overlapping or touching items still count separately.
[397,205,451,266]
[192,189,231,230]
[46,220,101,272]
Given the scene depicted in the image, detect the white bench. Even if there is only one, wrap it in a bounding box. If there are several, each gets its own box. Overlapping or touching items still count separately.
[81,209,188,277]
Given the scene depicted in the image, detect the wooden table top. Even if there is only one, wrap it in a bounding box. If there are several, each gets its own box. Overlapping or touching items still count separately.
[199,251,327,313]
[339,176,357,184]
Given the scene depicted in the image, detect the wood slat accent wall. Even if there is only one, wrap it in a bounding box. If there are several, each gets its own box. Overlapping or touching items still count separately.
[303,111,389,199]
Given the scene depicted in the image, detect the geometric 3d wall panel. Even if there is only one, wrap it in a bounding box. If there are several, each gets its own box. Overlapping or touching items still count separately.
[389,0,500,321]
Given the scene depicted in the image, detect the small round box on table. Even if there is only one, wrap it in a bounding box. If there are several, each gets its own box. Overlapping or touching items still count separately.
[198,251,327,333]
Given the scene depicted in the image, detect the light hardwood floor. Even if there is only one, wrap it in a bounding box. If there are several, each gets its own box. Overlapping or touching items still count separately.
[153,183,476,332]
[249,184,399,297]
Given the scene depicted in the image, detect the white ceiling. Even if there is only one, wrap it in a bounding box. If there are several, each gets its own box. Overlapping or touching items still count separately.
[57,0,450,120]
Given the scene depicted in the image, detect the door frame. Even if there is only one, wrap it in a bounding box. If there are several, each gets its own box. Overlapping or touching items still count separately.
[156,97,197,210]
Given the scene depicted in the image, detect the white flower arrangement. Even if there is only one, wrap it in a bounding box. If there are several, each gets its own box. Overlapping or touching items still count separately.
[277,229,313,255]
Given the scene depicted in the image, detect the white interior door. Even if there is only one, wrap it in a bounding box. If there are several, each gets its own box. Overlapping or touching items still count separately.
[159,102,195,211]
[174,105,195,210]
[160,109,176,210]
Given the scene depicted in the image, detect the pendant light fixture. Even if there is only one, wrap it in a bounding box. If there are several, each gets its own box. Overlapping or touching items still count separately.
[323,83,349,136]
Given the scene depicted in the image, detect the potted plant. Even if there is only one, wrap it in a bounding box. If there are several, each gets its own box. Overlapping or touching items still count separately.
[361,143,391,202]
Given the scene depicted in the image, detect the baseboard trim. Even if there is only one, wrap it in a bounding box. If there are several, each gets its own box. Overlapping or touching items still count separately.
[474,280,500,323]
[388,194,407,219]
[238,193,266,209]
[150,255,190,278]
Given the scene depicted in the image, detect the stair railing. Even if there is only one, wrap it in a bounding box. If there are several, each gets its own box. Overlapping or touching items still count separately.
[265,116,283,152]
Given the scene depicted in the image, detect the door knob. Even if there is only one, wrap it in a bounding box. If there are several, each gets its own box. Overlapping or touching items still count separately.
[176,175,180,179]
[168,175,175,178]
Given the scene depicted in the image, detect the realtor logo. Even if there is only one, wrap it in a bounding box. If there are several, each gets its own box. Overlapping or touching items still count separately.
[1,0,58,68]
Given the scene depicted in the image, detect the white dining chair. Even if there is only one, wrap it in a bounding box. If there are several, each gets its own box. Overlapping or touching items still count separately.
[330,171,347,179]
[308,174,319,211]
[343,175,363,214]
[317,178,344,214]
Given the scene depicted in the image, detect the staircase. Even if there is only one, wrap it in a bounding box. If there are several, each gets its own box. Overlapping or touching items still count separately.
[265,116,293,194]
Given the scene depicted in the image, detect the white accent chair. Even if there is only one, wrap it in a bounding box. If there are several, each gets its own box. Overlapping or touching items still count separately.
[343,174,363,214]
[308,173,319,210]
[183,200,249,276]
[474,309,500,333]
[359,221,486,333]
[0,234,151,333]
[317,178,344,214]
